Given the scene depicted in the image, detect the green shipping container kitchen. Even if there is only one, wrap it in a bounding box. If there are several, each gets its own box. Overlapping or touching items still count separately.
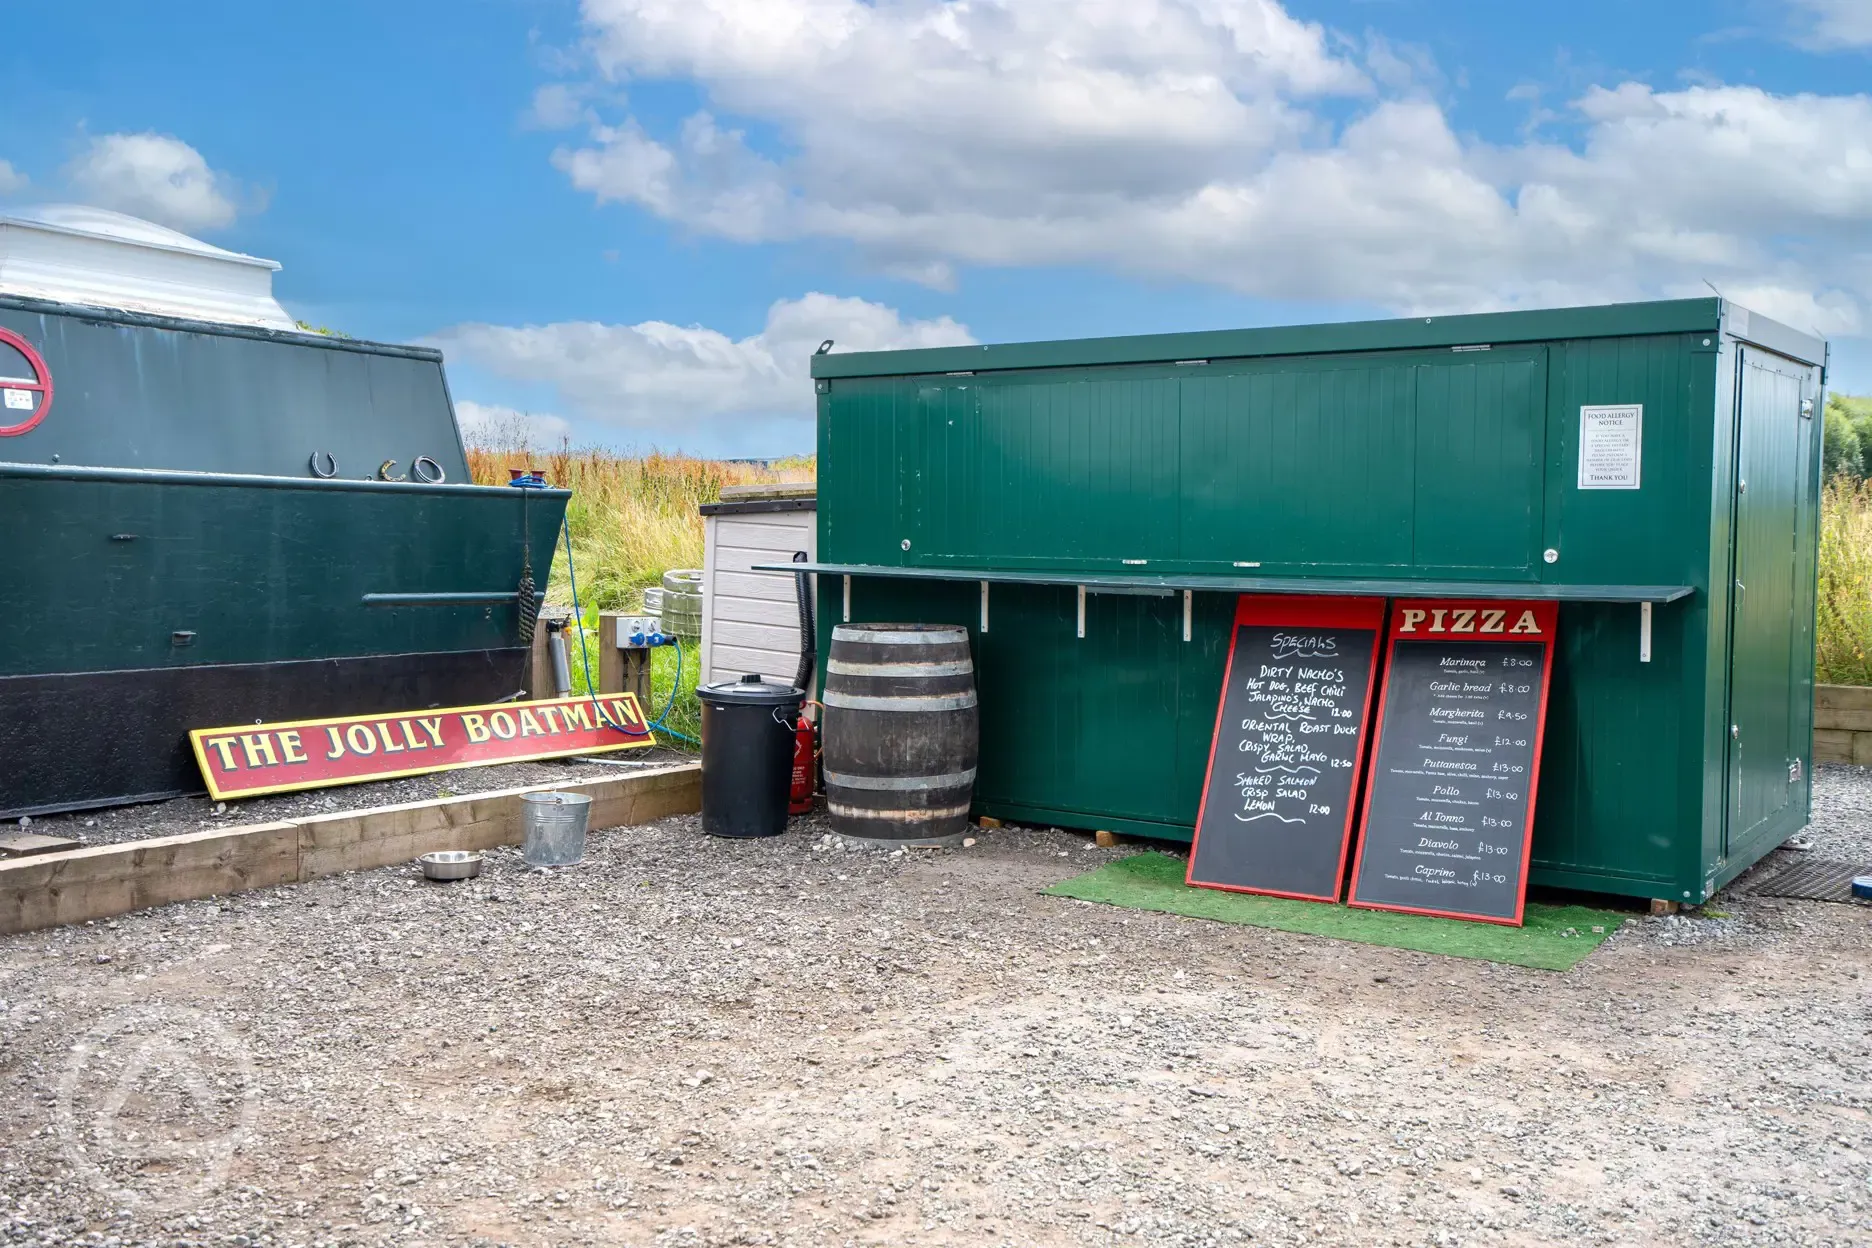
[795,299,1828,908]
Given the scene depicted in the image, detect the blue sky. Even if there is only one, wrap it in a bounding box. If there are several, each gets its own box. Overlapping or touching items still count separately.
[2,0,1868,455]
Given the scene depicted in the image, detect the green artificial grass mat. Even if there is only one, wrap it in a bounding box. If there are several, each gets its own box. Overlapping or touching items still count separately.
[1044,852,1626,971]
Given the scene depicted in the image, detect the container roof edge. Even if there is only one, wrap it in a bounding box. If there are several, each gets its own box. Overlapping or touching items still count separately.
[809,297,1744,380]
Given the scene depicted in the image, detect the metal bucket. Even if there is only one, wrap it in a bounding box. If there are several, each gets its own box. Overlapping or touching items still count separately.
[521,791,592,867]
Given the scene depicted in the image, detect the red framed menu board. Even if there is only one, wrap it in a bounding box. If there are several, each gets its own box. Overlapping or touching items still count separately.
[1187,594,1386,902]
[1348,600,1557,925]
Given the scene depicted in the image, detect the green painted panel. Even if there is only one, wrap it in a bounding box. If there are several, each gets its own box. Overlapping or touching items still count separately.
[910,372,1181,566]
[1,471,565,676]
[817,378,906,568]
[887,349,1547,576]
[1542,334,1706,588]
[1528,601,1692,891]
[1412,349,1545,571]
[1180,357,1413,568]
[1725,351,1807,852]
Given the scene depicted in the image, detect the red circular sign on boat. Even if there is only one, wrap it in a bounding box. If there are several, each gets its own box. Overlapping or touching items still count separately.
[0,327,53,437]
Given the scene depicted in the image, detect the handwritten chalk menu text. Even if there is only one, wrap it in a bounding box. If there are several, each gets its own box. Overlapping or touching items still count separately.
[1188,595,1384,901]
[1350,600,1557,925]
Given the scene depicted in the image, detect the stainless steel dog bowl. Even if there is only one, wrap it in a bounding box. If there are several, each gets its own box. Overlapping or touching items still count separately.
[418,850,483,881]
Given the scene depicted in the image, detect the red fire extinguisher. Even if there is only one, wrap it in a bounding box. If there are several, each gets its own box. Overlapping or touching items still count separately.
[789,703,820,815]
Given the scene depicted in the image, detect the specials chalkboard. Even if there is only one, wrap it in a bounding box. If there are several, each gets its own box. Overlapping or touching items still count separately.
[1349,600,1557,925]
[1187,595,1385,901]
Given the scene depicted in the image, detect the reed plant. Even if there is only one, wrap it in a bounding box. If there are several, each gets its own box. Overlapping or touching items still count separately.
[1817,475,1872,686]
[465,444,812,609]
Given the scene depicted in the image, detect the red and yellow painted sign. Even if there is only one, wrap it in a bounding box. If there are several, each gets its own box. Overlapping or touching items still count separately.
[189,694,654,800]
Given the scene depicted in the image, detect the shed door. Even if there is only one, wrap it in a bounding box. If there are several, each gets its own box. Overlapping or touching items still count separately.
[1725,348,1808,854]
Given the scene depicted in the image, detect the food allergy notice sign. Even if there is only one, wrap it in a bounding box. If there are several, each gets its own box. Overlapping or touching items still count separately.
[1578,403,1642,489]
[1187,595,1384,902]
[1349,600,1556,925]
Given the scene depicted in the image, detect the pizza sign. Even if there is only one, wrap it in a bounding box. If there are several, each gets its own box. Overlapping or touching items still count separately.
[0,327,52,437]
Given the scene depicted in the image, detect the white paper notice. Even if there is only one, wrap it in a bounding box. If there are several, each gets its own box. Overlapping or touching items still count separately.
[2,388,32,411]
[1579,404,1642,490]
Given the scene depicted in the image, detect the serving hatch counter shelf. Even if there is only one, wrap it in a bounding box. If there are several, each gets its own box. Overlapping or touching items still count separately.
[774,298,1829,909]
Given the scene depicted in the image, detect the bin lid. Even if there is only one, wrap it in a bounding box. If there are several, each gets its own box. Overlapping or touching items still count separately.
[698,672,804,707]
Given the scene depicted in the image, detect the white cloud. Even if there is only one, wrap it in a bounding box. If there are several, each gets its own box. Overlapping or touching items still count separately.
[525,83,593,130]
[552,0,1872,337]
[438,293,973,443]
[455,400,575,449]
[0,160,27,196]
[65,133,242,232]
[1787,0,1872,49]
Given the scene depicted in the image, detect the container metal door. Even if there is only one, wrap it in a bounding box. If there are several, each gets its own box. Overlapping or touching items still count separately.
[1724,348,1807,855]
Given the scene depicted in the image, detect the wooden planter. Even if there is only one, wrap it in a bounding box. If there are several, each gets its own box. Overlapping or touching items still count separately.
[1815,684,1872,765]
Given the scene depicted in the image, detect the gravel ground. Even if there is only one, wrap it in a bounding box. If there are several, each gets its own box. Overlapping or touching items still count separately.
[1802,765,1872,862]
[5,753,689,849]
[1,780,1869,1247]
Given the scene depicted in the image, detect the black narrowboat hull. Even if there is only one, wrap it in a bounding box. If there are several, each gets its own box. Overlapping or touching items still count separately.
[0,648,528,817]
[1,464,568,817]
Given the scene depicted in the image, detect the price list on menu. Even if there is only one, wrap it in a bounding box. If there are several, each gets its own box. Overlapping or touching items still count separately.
[1349,601,1555,925]
[1188,596,1384,902]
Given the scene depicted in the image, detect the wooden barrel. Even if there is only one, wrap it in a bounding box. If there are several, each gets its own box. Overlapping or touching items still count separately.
[822,623,979,846]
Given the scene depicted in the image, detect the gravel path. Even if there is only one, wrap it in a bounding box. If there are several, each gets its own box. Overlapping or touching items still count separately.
[3,785,1869,1247]
[6,752,689,849]
[1803,765,1872,862]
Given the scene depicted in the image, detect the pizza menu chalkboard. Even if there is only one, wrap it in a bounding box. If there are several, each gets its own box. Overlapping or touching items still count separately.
[1187,596,1385,901]
[1348,600,1557,925]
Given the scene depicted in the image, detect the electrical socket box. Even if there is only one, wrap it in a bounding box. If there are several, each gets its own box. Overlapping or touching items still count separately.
[617,616,661,647]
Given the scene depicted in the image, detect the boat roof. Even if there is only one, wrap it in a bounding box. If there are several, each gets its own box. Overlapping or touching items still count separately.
[0,204,297,330]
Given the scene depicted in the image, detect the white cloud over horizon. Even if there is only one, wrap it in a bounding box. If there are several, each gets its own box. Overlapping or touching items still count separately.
[540,0,1872,343]
[0,160,27,197]
[439,292,974,448]
[454,400,576,450]
[65,133,244,233]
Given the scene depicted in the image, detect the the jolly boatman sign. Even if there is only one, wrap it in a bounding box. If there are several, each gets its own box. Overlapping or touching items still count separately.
[0,327,54,437]
[190,694,655,800]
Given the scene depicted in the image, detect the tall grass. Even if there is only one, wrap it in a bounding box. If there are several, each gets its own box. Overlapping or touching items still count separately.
[466,444,812,608]
[465,438,814,745]
[1818,476,1872,685]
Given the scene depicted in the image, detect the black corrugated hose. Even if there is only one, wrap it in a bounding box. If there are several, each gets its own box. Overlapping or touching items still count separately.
[792,550,815,698]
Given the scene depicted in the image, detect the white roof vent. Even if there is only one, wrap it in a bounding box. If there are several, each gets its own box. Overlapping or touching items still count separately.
[0,204,295,330]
